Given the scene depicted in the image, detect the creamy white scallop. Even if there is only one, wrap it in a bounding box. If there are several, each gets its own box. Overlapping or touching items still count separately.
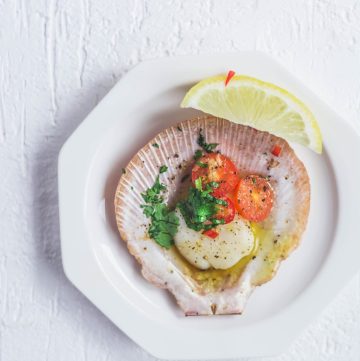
[174,209,254,270]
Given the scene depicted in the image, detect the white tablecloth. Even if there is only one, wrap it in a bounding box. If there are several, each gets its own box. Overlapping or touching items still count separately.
[1,0,359,360]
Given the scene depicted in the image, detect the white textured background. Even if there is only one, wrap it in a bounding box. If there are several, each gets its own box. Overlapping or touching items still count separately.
[1,0,360,360]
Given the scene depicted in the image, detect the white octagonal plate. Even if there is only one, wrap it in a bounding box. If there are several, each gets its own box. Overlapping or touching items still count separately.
[59,52,360,360]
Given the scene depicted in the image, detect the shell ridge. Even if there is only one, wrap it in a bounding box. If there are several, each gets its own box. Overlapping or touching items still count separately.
[127,163,150,189]
[114,116,310,315]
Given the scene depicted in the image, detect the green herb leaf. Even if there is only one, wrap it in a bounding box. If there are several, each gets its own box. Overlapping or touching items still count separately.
[207,181,219,189]
[177,182,223,232]
[194,149,203,160]
[197,130,218,153]
[196,161,208,168]
[159,165,168,174]
[141,176,166,204]
[147,204,179,249]
[194,177,202,191]
[214,198,227,206]
[211,218,225,226]
[152,143,159,148]
[141,175,179,249]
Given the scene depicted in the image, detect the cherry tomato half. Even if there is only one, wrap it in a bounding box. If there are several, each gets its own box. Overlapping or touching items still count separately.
[215,196,235,224]
[192,153,239,197]
[235,175,274,222]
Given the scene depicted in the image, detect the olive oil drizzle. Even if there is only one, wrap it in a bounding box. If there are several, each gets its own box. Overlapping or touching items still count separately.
[170,223,265,292]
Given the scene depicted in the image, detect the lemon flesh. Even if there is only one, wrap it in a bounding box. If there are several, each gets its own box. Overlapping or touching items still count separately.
[181,75,322,153]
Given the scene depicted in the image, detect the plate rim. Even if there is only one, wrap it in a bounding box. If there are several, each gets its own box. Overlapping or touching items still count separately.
[58,51,360,360]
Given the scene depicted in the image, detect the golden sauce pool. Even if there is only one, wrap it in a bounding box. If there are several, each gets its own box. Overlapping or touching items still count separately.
[169,223,263,293]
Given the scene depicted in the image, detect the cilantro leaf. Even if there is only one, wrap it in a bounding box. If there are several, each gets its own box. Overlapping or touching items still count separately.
[194,149,203,160]
[148,204,179,249]
[196,161,208,168]
[141,176,166,204]
[197,130,218,153]
[159,165,168,174]
[194,177,202,191]
[177,182,223,232]
[141,175,179,249]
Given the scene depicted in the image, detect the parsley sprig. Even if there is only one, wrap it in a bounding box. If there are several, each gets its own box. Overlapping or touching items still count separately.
[177,178,227,232]
[197,129,218,153]
[196,161,208,168]
[141,169,179,249]
[140,128,223,248]
[194,149,203,160]
[141,176,165,204]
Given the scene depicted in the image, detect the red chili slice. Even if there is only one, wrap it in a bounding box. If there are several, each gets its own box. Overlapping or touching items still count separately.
[271,145,282,157]
[225,70,235,86]
[203,229,219,239]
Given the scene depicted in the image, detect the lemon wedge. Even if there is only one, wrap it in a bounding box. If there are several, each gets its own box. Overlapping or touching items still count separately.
[181,75,322,153]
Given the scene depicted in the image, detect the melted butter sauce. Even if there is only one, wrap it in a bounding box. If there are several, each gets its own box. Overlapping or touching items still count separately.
[166,164,293,292]
[169,221,295,292]
[170,223,273,293]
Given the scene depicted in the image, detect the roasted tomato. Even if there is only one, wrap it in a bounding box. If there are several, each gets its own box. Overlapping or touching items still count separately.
[192,153,239,196]
[215,196,235,224]
[235,175,274,222]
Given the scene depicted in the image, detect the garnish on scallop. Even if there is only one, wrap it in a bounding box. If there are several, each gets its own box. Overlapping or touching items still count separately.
[115,116,310,315]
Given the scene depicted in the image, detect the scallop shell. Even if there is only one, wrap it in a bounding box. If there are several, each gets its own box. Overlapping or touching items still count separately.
[115,116,310,315]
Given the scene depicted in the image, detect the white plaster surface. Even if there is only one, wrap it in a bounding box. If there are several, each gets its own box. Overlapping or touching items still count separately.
[0,0,360,360]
